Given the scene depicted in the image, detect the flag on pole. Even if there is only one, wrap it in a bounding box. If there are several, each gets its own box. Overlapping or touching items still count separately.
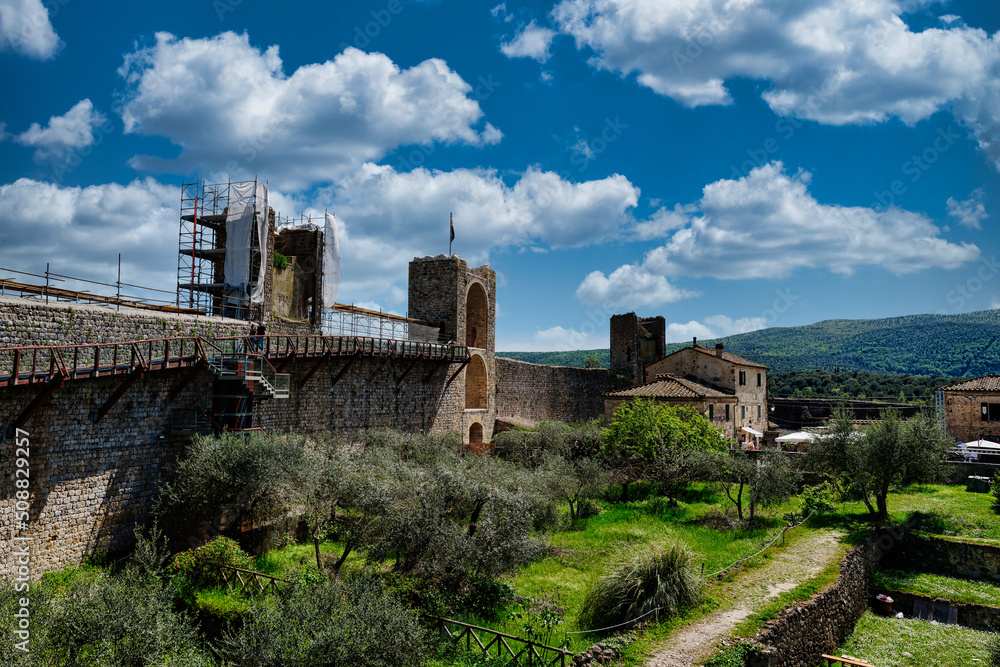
[449,212,454,255]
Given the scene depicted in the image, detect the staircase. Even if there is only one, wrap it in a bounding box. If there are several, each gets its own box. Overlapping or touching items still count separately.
[206,353,290,399]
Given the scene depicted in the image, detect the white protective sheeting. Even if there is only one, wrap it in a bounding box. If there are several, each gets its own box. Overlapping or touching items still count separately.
[775,431,818,443]
[223,202,255,302]
[323,213,341,310]
[225,180,269,304]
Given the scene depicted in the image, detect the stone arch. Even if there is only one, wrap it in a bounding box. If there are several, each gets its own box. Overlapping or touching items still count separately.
[465,353,487,410]
[466,282,488,349]
[469,422,483,445]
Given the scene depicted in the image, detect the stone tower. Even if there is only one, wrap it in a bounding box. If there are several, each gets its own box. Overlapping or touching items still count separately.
[610,312,666,388]
[408,255,496,445]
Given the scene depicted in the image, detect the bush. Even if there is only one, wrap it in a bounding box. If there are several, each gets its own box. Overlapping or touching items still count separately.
[579,541,702,630]
[0,569,210,666]
[464,578,516,620]
[800,482,838,518]
[219,573,426,666]
[171,536,256,588]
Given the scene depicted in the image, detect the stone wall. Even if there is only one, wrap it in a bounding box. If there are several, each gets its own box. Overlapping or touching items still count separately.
[494,357,612,425]
[871,588,1000,631]
[752,537,878,667]
[881,532,1000,583]
[943,461,1000,484]
[943,390,1000,444]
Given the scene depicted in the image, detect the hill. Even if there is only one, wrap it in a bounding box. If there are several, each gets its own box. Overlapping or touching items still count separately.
[498,309,1000,377]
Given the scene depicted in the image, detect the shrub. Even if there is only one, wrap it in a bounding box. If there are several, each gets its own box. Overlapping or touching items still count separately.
[578,541,702,630]
[273,251,290,272]
[464,578,517,620]
[171,536,255,588]
[219,573,426,666]
[800,482,838,518]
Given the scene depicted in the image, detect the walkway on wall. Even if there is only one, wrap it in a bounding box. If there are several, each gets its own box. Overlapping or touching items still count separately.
[1,334,470,431]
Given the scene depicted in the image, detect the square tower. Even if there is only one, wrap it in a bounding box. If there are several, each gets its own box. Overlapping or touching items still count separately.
[408,255,497,445]
[610,312,666,388]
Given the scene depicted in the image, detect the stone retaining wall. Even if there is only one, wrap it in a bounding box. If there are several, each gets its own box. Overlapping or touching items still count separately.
[494,357,612,425]
[881,532,1000,583]
[751,536,879,667]
[871,588,1000,631]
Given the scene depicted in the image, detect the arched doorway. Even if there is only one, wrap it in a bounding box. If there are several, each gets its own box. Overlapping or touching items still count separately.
[465,354,487,410]
[469,422,483,445]
[466,282,488,349]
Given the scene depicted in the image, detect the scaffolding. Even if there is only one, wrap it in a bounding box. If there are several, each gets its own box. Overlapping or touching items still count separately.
[322,304,444,343]
[176,180,272,321]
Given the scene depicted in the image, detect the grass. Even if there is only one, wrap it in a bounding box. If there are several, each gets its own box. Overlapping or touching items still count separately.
[873,569,1000,607]
[732,557,845,638]
[829,610,995,667]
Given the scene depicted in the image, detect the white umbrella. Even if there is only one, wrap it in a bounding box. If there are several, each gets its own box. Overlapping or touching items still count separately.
[966,439,1000,450]
[776,431,818,443]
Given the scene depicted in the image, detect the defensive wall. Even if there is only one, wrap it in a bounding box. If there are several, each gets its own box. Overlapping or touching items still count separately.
[0,257,617,575]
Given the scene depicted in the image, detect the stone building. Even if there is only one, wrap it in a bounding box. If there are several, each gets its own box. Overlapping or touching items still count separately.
[408,254,497,445]
[605,338,769,445]
[603,373,738,438]
[938,375,1000,443]
[610,313,665,387]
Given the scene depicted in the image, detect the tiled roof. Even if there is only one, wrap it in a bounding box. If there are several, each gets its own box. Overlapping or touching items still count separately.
[606,374,735,399]
[689,344,769,369]
[940,375,1000,392]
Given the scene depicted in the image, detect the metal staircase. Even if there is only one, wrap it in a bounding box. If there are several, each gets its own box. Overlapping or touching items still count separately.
[205,353,289,399]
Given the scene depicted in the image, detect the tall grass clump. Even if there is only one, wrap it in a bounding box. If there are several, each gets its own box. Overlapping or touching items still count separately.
[578,540,702,630]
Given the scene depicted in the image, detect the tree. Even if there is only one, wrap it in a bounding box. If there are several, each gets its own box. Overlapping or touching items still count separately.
[584,354,603,369]
[603,399,727,502]
[809,409,953,518]
[156,432,311,544]
[717,450,798,522]
[538,453,606,520]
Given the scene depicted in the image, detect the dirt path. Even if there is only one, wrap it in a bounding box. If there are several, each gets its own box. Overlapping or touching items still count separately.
[645,530,845,667]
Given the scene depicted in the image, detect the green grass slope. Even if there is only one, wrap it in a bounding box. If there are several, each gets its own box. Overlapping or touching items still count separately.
[498,309,1000,376]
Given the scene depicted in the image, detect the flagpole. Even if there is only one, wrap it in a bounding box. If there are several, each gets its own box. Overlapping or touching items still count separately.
[449,212,453,256]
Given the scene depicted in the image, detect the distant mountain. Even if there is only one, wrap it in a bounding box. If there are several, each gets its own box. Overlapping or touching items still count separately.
[498,309,1000,377]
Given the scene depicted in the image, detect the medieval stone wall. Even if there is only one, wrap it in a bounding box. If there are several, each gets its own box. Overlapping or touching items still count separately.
[495,357,611,425]
[943,391,1000,443]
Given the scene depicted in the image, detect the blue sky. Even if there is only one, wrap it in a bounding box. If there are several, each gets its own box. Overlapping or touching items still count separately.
[0,0,998,352]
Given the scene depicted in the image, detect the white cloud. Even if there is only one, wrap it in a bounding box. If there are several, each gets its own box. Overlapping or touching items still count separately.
[491,3,513,22]
[665,315,767,344]
[308,163,641,302]
[575,264,698,308]
[12,99,108,162]
[0,0,60,59]
[118,32,501,189]
[946,189,989,229]
[552,0,1000,169]
[501,325,606,352]
[575,162,979,303]
[642,162,980,280]
[0,178,178,292]
[501,20,557,62]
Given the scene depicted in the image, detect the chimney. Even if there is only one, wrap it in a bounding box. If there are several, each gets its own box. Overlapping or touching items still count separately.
[715,342,724,358]
[692,336,697,348]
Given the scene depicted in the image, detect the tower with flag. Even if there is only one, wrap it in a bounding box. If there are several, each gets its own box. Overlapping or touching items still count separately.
[449,212,454,256]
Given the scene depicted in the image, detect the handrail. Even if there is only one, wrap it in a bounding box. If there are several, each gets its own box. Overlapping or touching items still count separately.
[821,655,873,667]
[429,616,572,667]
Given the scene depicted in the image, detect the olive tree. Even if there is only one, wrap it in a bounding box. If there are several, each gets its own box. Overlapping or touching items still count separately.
[717,449,798,522]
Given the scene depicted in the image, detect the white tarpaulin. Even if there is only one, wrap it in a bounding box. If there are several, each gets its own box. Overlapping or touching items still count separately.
[323,213,341,310]
[776,431,818,443]
[741,426,763,437]
[225,181,269,304]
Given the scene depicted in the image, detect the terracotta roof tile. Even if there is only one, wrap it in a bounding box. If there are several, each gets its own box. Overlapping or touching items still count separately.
[940,375,1000,392]
[606,374,735,399]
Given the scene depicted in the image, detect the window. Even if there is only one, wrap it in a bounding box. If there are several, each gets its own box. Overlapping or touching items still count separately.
[757,404,762,420]
[725,405,730,421]
[741,405,746,420]
[739,370,746,386]
[709,404,714,420]
[757,373,762,387]
[982,403,1000,421]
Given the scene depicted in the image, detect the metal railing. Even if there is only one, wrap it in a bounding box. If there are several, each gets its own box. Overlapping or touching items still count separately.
[213,334,469,362]
[0,337,205,388]
[430,617,572,667]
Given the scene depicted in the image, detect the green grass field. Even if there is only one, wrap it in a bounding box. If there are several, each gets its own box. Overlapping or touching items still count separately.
[873,569,1000,607]
[829,610,995,667]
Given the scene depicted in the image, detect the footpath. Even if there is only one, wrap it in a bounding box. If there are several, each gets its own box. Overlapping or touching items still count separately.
[646,530,845,667]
